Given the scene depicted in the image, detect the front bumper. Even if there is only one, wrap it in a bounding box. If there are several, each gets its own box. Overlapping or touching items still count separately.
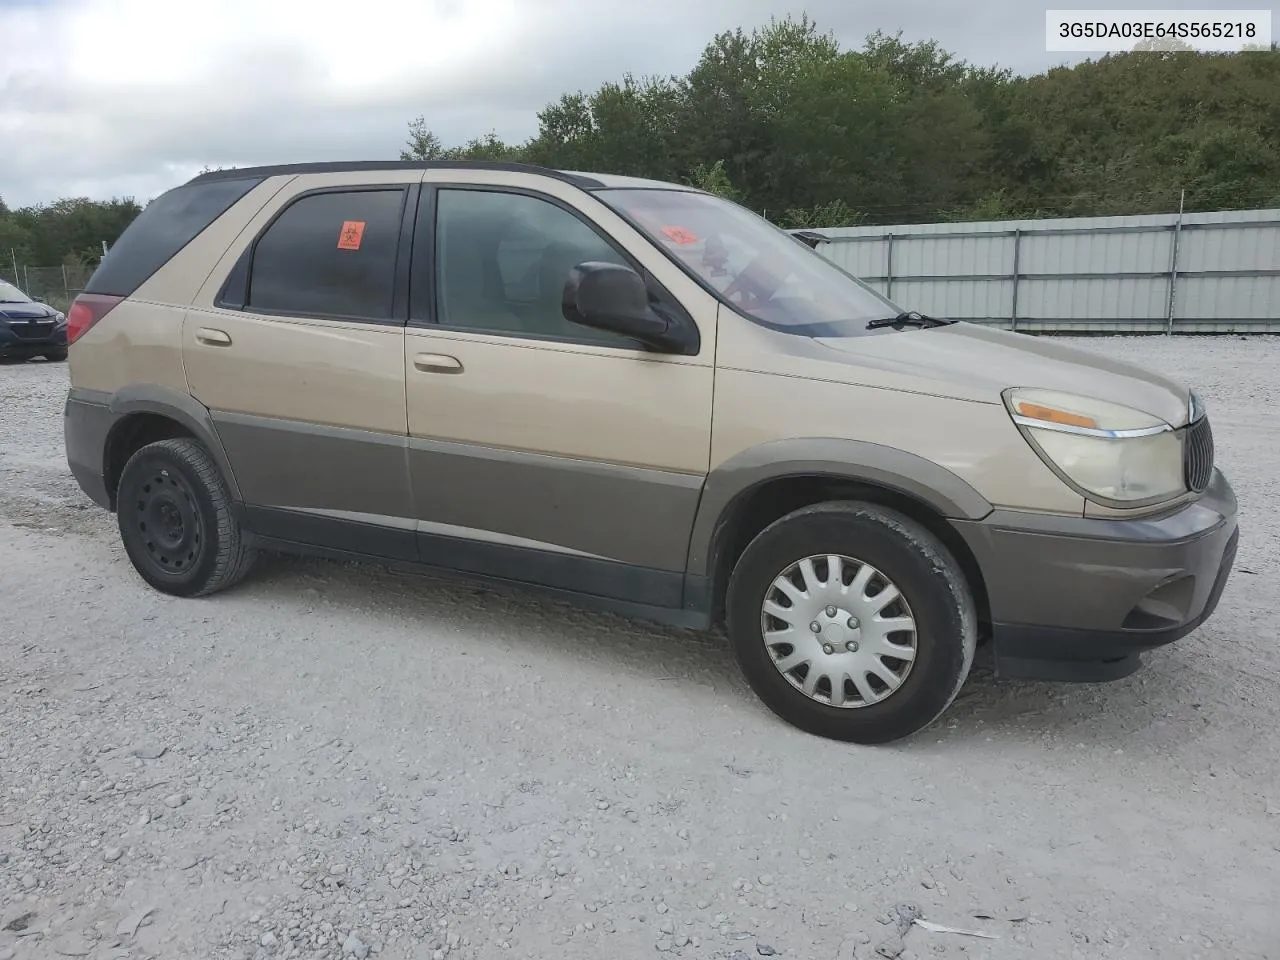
[0,322,67,356]
[951,469,1239,681]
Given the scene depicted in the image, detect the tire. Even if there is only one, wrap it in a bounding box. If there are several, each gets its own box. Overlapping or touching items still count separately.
[725,501,976,744]
[116,437,256,597]
[43,349,68,362]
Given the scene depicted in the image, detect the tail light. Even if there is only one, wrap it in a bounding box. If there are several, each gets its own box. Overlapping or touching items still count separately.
[66,293,124,345]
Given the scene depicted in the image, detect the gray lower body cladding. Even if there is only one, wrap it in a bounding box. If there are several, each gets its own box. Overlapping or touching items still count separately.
[210,410,704,575]
[64,392,707,622]
[65,392,115,509]
[67,389,1242,680]
[951,470,1239,680]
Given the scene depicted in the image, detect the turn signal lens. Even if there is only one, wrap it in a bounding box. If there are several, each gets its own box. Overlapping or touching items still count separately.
[1013,401,1098,430]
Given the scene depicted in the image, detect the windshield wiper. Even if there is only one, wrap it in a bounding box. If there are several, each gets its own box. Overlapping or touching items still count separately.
[866,310,954,330]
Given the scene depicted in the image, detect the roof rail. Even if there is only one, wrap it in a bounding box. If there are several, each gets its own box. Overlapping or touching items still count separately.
[187,160,604,189]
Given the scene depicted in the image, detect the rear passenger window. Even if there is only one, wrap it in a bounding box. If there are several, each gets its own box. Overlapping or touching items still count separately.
[248,189,405,321]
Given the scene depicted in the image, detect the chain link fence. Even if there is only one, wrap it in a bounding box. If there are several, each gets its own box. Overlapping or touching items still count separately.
[0,264,96,314]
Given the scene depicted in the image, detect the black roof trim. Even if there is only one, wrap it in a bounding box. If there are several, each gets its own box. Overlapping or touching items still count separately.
[187,161,605,190]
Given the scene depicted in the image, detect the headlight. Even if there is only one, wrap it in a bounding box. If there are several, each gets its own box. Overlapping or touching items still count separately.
[1003,387,1184,505]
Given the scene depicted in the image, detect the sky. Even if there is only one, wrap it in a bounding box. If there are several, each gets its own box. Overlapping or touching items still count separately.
[0,0,1265,208]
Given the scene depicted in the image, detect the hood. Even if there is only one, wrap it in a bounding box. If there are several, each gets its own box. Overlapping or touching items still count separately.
[0,303,59,321]
[807,323,1192,427]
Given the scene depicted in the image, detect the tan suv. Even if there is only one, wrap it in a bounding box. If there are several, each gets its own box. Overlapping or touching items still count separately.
[62,161,1238,743]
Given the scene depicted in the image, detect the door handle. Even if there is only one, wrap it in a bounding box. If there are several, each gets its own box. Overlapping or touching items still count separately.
[413,353,464,374]
[195,327,232,346]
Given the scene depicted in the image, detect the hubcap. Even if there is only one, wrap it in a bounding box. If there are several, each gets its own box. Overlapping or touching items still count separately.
[133,467,202,574]
[760,554,917,708]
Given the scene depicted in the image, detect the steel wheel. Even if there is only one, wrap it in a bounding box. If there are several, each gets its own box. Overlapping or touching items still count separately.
[116,438,256,597]
[130,465,204,575]
[760,553,917,708]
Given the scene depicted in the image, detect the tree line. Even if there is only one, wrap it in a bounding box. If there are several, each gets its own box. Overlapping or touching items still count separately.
[5,14,1278,275]
[1,196,142,274]
[401,17,1280,227]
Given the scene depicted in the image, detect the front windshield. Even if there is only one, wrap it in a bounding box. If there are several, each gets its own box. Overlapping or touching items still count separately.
[597,188,904,336]
[0,280,32,304]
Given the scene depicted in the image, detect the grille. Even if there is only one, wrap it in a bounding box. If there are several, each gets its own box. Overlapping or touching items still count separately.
[1184,414,1214,493]
[10,320,56,341]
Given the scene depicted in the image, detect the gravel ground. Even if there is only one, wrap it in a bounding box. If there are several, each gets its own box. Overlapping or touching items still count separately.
[1,337,1278,960]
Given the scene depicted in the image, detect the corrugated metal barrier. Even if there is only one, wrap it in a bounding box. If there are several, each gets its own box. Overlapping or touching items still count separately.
[795,208,1280,333]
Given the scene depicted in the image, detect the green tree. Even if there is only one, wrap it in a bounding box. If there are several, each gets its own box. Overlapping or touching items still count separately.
[989,48,1280,216]
[9,197,141,266]
[688,159,741,200]
[401,117,523,162]
[675,17,842,212]
[523,74,687,179]
[400,117,448,160]
[395,16,1280,225]
[445,132,526,162]
[777,199,862,229]
[0,217,36,273]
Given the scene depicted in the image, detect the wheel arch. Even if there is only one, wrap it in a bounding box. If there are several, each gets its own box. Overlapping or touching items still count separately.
[687,440,993,629]
[104,386,240,508]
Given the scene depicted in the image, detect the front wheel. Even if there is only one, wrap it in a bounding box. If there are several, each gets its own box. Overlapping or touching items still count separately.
[725,501,976,744]
[43,349,67,361]
[116,437,255,597]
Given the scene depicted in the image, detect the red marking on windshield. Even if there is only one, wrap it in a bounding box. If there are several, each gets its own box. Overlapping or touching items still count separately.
[661,226,699,245]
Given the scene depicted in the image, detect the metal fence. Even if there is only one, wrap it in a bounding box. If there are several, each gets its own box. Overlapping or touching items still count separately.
[0,264,94,314]
[798,207,1280,334]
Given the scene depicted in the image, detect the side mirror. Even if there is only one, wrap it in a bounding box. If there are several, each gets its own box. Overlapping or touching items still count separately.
[32,295,46,303]
[562,262,695,353]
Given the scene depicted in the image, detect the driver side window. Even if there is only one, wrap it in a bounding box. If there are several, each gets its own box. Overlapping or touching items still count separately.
[430,188,636,347]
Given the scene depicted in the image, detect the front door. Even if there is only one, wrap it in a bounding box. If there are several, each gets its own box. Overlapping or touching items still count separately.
[403,177,718,609]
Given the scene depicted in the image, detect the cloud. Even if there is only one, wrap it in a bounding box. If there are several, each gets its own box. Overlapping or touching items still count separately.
[1,0,1236,210]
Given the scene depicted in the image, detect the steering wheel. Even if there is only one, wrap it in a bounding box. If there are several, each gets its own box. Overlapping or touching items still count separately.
[722,252,782,309]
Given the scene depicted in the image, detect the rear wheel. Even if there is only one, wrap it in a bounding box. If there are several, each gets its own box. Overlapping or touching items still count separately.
[725,501,976,744]
[43,349,67,361]
[116,438,255,597]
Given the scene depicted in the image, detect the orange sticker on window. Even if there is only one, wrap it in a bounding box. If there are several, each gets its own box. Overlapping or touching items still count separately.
[661,226,699,245]
[337,220,366,250]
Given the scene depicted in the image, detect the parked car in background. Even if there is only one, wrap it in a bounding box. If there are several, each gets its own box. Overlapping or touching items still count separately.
[0,279,68,361]
[61,161,1237,744]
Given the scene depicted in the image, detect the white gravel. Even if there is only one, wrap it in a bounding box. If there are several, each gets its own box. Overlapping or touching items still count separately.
[2,337,1278,960]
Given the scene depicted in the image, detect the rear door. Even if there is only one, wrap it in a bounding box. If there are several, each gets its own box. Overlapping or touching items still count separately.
[184,172,420,560]
[402,171,720,609]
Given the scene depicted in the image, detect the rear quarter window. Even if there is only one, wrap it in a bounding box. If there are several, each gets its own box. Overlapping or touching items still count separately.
[84,177,263,296]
